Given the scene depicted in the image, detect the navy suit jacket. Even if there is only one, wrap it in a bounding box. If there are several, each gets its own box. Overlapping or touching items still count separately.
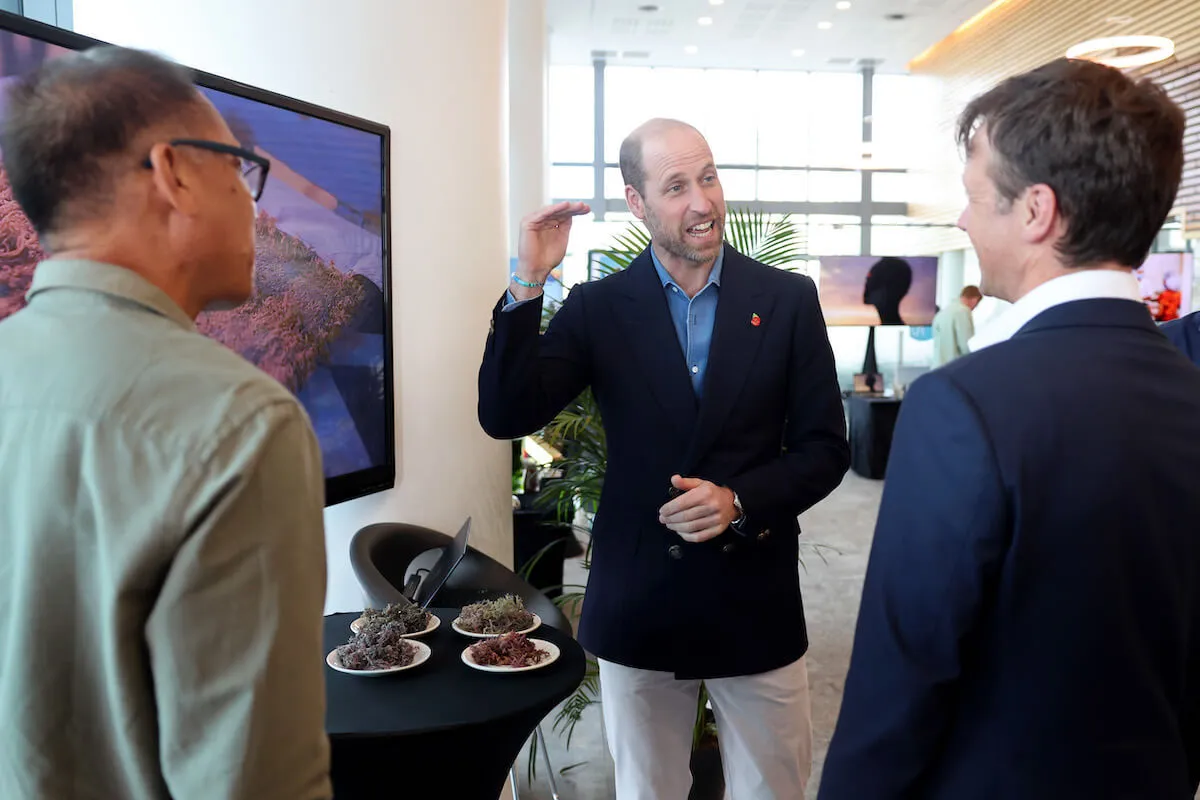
[478,245,849,678]
[821,299,1200,799]
[1162,310,1200,366]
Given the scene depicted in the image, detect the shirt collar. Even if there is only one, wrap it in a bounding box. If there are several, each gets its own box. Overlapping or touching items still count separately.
[650,244,725,291]
[27,259,197,331]
[969,268,1141,352]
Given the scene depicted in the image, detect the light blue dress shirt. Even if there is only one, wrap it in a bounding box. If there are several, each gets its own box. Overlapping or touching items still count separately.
[650,247,723,399]
[504,247,724,399]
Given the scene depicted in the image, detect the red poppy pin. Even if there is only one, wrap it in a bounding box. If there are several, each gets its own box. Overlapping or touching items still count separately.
[751,313,762,327]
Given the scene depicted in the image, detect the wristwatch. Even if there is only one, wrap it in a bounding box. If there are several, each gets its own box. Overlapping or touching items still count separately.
[730,491,746,530]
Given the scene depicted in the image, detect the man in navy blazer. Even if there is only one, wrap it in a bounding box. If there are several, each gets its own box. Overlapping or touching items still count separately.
[821,59,1200,799]
[479,119,848,799]
[1162,310,1200,365]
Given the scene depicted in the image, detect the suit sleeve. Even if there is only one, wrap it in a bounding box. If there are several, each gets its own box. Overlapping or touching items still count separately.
[818,371,1007,799]
[478,284,592,440]
[147,402,331,800]
[728,276,850,529]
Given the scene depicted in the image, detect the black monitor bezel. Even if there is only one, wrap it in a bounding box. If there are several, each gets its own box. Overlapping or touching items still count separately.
[0,10,397,507]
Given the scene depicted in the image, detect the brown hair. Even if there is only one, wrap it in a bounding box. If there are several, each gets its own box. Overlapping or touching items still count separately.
[961,285,982,300]
[956,57,1185,268]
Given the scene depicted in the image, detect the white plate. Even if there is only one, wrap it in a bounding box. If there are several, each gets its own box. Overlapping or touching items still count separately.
[350,612,441,638]
[326,639,431,677]
[461,638,561,673]
[452,612,541,639]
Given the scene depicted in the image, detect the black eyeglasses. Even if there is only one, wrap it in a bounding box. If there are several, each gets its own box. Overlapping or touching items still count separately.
[142,139,271,201]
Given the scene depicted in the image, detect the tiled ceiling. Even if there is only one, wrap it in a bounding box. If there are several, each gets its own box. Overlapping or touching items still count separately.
[547,0,1000,72]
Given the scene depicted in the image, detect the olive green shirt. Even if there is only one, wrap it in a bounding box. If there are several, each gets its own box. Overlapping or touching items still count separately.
[932,300,975,367]
[0,260,331,799]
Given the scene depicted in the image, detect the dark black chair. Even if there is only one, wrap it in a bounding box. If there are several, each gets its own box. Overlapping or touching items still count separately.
[349,522,572,633]
[348,522,452,609]
[347,522,573,798]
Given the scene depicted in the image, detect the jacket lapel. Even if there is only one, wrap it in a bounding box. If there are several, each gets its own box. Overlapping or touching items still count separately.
[614,251,699,439]
[682,246,774,473]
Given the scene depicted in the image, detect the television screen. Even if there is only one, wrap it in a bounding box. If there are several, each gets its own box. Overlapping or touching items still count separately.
[0,15,394,506]
[817,255,939,326]
[1135,252,1193,323]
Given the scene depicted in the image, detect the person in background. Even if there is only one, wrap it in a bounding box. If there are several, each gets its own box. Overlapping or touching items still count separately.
[0,47,330,799]
[931,284,982,366]
[1161,308,1200,365]
[479,118,849,799]
[820,58,1200,799]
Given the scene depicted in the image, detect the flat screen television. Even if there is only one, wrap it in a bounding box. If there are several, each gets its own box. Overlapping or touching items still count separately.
[1136,251,1194,323]
[817,255,939,326]
[0,12,394,506]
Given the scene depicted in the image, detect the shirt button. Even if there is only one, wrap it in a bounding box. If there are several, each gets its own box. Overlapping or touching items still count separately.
[722,543,736,554]
[691,366,699,374]
[668,544,683,560]
[671,286,679,293]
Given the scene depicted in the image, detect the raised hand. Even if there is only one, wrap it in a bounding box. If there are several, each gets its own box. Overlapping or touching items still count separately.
[512,201,590,300]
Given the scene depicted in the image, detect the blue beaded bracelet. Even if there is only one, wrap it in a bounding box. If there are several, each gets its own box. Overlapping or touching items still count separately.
[511,272,544,288]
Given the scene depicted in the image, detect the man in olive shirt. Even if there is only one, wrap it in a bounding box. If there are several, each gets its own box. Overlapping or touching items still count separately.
[0,48,331,798]
[931,284,982,366]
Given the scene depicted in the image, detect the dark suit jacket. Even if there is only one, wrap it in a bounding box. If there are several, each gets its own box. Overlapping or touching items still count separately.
[478,244,849,678]
[1162,310,1200,366]
[820,299,1200,799]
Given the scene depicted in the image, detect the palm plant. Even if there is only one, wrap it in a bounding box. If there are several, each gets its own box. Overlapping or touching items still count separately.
[520,207,811,781]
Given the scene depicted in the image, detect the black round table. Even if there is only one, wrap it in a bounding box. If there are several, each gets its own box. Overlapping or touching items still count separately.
[323,607,586,799]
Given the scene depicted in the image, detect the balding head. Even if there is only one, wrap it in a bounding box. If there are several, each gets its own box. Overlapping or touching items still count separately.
[619,118,705,197]
[0,46,208,241]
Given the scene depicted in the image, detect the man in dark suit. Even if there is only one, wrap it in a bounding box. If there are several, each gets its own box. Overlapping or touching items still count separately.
[820,59,1200,799]
[479,118,849,799]
[1162,310,1200,366]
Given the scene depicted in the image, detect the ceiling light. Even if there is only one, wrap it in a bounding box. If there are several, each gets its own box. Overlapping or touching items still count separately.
[684,45,699,54]
[1065,35,1174,69]
[791,48,806,57]
[818,21,833,30]
[836,1,851,8]
[698,16,713,25]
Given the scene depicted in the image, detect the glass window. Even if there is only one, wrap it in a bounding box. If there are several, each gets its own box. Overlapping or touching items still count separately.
[807,72,863,168]
[756,71,811,166]
[549,66,595,164]
[809,170,861,202]
[807,215,861,255]
[871,171,912,204]
[695,70,759,164]
[549,165,595,201]
[719,168,757,202]
[605,167,628,200]
[757,169,808,202]
[872,74,942,170]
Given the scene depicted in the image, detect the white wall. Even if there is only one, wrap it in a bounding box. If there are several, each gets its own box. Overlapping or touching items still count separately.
[507,0,549,256]
[74,0,516,614]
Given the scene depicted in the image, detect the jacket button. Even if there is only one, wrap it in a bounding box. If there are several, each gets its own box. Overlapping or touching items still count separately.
[758,530,770,541]
[722,543,735,554]
[668,544,683,560]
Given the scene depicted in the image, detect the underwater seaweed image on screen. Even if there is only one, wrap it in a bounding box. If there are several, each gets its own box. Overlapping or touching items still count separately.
[0,29,391,490]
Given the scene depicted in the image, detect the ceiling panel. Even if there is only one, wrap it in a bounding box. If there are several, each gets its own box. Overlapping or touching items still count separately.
[547,0,998,73]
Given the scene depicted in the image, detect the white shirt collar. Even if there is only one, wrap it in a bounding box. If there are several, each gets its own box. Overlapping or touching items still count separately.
[969,269,1142,352]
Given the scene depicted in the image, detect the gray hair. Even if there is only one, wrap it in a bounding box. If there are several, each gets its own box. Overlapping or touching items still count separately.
[0,45,204,238]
